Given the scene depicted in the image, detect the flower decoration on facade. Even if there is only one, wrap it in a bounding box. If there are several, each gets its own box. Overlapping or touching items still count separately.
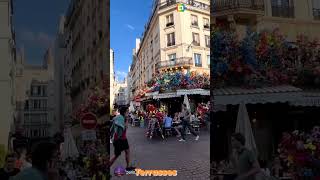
[146,71,209,92]
[72,77,109,121]
[278,126,320,174]
[211,28,320,88]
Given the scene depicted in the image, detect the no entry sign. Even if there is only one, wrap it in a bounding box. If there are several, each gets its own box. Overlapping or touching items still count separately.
[81,113,97,129]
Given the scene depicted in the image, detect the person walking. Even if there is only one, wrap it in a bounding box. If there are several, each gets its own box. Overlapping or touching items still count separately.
[109,107,134,171]
[230,133,261,180]
[146,113,158,139]
[0,153,20,180]
[173,113,183,137]
[179,104,199,142]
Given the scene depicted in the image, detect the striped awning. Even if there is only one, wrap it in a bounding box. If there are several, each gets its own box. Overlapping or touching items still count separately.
[213,85,303,105]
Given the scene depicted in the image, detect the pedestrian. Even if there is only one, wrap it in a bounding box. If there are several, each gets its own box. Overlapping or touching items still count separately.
[146,113,158,139]
[0,153,20,180]
[109,107,135,171]
[178,104,199,142]
[172,113,183,137]
[13,141,59,180]
[230,133,261,180]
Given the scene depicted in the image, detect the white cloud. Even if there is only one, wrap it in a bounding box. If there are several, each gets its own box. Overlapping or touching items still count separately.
[125,24,135,30]
[20,30,54,47]
[115,70,127,81]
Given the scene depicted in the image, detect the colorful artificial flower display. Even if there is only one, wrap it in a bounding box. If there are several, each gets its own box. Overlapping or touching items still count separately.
[211,28,320,88]
[278,127,320,177]
[146,71,210,93]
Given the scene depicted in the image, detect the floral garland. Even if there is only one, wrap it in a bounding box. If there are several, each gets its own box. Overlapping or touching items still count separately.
[146,71,210,93]
[212,28,320,88]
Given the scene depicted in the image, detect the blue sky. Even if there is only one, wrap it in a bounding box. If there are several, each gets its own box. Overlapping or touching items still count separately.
[13,0,70,65]
[111,0,154,82]
[14,0,154,80]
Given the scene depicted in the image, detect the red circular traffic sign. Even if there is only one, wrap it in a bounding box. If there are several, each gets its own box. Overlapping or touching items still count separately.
[81,113,97,129]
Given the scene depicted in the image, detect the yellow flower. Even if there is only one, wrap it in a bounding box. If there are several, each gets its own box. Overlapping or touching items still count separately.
[288,155,293,163]
[304,143,316,151]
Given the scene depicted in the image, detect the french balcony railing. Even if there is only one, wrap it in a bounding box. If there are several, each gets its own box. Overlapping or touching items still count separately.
[314,8,320,20]
[272,5,295,18]
[212,0,264,14]
[156,57,193,69]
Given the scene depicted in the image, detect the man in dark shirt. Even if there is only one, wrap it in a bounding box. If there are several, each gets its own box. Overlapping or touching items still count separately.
[0,153,20,180]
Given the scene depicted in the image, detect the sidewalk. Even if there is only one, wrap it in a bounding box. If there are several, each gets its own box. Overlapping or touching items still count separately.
[110,126,210,179]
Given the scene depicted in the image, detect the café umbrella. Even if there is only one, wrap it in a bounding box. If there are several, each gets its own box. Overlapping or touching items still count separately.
[236,102,258,157]
[183,94,191,110]
[61,127,79,161]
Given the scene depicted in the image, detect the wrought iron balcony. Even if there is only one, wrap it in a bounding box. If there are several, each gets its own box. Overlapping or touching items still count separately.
[159,0,210,11]
[314,8,320,20]
[159,0,177,9]
[212,0,264,15]
[156,57,193,69]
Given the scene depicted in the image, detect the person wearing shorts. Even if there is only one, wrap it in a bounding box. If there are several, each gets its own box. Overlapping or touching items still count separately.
[110,107,134,171]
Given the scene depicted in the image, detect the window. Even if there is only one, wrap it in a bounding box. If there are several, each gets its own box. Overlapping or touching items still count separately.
[205,35,210,47]
[166,14,174,27]
[41,100,47,109]
[313,0,320,20]
[203,18,210,29]
[194,53,202,67]
[272,0,294,18]
[24,100,29,110]
[168,53,176,61]
[192,33,200,46]
[42,86,47,96]
[207,55,210,66]
[167,33,175,46]
[33,100,39,109]
[31,86,37,96]
[191,15,198,26]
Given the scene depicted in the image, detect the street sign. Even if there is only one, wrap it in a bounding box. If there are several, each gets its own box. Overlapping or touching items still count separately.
[81,113,97,130]
[81,130,96,141]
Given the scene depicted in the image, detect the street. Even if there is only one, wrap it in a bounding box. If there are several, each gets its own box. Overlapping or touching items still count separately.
[110,126,210,180]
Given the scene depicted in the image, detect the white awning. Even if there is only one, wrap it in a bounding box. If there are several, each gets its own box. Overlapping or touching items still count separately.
[214,85,303,105]
[145,91,159,97]
[290,91,320,107]
[153,92,179,99]
[176,89,210,96]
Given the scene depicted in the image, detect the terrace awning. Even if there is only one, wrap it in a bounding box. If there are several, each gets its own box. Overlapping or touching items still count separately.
[153,92,180,99]
[213,85,303,105]
[176,89,210,96]
[151,89,210,99]
[289,91,320,107]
